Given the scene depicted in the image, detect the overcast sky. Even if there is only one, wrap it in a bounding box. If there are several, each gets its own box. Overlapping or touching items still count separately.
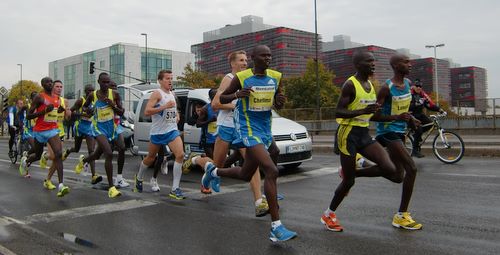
[1,0,498,96]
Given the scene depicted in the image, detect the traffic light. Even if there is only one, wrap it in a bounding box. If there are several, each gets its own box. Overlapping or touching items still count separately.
[3,98,9,112]
[89,61,95,74]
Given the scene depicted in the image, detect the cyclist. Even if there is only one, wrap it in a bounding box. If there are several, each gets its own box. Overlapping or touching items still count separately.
[7,99,24,157]
[409,79,446,158]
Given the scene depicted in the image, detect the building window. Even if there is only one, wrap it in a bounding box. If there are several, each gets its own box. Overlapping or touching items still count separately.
[83,52,96,88]
[459,83,471,89]
[141,48,172,81]
[64,64,77,99]
[110,44,125,84]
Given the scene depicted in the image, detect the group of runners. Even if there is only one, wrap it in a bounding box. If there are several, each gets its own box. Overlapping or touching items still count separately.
[6,44,444,242]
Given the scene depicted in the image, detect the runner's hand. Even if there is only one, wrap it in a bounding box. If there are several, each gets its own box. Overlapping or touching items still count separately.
[104,98,116,108]
[57,105,65,113]
[236,87,253,98]
[362,103,380,114]
[274,93,287,108]
[45,104,54,113]
[397,112,412,122]
[164,100,176,109]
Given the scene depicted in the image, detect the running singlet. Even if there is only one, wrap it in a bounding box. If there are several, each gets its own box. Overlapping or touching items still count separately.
[91,89,116,140]
[217,73,237,128]
[376,78,412,135]
[34,92,60,132]
[337,76,377,127]
[234,68,280,138]
[150,89,178,136]
[57,97,66,137]
[203,103,218,144]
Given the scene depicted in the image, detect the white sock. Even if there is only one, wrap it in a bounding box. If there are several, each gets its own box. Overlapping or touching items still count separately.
[117,174,123,181]
[172,161,182,190]
[255,198,263,206]
[271,220,282,230]
[192,156,200,165]
[58,183,64,189]
[137,162,148,181]
[324,208,334,216]
[397,212,404,217]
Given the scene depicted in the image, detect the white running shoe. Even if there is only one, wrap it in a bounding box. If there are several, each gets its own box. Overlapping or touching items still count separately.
[115,178,130,188]
[150,177,160,192]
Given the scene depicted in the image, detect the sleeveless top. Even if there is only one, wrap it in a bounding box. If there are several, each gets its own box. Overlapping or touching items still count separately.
[376,78,412,135]
[217,73,237,128]
[338,76,377,127]
[150,89,178,135]
[34,92,60,132]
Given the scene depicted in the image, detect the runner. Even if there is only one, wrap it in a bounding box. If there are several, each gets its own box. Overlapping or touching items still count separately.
[321,51,400,232]
[63,84,103,185]
[372,53,422,230]
[206,50,269,217]
[74,72,123,198]
[195,89,218,159]
[20,92,38,156]
[44,80,71,190]
[193,45,297,242]
[133,70,186,199]
[20,77,69,197]
[110,80,129,188]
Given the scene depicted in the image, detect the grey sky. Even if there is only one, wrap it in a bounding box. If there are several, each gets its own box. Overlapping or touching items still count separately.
[1,0,498,96]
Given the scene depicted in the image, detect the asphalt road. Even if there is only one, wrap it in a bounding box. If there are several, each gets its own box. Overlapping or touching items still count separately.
[0,142,499,255]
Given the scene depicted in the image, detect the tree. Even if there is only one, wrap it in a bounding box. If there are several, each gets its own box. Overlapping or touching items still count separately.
[7,80,43,105]
[177,63,218,89]
[282,59,340,109]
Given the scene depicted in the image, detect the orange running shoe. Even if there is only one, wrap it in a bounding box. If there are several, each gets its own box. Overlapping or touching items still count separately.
[321,212,344,232]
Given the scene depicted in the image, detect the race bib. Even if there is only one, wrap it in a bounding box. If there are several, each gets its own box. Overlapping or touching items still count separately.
[45,109,58,123]
[164,109,177,123]
[208,122,217,134]
[391,93,411,115]
[248,86,275,112]
[97,106,114,122]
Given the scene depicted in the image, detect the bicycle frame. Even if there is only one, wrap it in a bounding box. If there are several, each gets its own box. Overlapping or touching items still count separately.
[408,113,446,147]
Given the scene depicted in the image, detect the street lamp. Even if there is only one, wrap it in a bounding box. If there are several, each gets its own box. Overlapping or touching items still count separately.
[17,64,22,99]
[425,43,445,106]
[314,0,320,121]
[141,33,148,82]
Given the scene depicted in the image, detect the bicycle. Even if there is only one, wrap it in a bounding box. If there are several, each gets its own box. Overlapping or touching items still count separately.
[404,112,465,164]
[8,129,31,164]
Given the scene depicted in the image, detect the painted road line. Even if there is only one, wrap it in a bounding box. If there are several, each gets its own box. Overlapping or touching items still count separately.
[24,199,157,224]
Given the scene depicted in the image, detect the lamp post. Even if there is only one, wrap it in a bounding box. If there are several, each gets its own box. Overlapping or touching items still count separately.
[17,64,22,98]
[425,43,445,106]
[314,0,320,121]
[141,33,148,82]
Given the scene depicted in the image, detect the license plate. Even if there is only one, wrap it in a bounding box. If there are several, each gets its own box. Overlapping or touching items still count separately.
[287,144,306,153]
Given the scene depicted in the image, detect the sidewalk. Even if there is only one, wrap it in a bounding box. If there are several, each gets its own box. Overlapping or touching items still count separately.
[310,134,500,157]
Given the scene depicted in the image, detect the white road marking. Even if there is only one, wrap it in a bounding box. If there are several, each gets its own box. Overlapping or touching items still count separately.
[0,244,17,255]
[433,173,499,178]
[24,199,157,224]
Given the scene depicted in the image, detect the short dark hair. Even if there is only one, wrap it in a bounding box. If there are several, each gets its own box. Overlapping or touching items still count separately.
[98,72,109,80]
[157,70,172,81]
[353,51,371,65]
[41,77,52,85]
[208,88,217,100]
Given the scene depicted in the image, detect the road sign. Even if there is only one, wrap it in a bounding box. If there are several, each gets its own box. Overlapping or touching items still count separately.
[0,86,8,96]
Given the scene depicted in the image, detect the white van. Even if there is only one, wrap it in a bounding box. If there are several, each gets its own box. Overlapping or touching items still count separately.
[121,83,312,170]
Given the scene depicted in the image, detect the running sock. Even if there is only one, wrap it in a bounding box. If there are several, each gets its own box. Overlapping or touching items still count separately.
[211,169,218,178]
[117,174,123,181]
[192,156,200,165]
[271,220,282,230]
[324,208,335,216]
[397,212,404,217]
[172,161,182,190]
[137,162,148,181]
[255,198,263,206]
[58,183,64,190]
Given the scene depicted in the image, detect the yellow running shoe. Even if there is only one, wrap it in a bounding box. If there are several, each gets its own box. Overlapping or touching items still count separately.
[75,155,85,174]
[40,151,48,169]
[56,185,70,197]
[62,148,70,161]
[182,152,197,174]
[255,198,269,217]
[392,212,423,230]
[108,186,121,198]
[43,179,56,190]
[91,175,103,185]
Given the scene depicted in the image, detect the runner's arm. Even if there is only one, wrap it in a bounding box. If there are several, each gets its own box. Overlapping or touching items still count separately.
[26,95,46,120]
[144,91,165,116]
[112,91,125,116]
[212,76,236,111]
[335,81,379,118]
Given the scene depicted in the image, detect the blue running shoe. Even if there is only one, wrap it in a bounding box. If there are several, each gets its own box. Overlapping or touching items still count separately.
[206,163,220,192]
[277,193,285,200]
[269,225,297,242]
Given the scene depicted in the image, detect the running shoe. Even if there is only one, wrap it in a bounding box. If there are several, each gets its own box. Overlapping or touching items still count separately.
[57,185,70,197]
[201,162,215,191]
[22,151,28,158]
[43,179,56,190]
[91,175,103,185]
[75,155,85,174]
[108,186,121,198]
[24,173,31,178]
[207,162,220,192]
[255,198,269,217]
[269,225,297,242]
[182,152,197,174]
[62,148,70,161]
[133,174,143,193]
[321,212,344,232]
[115,178,130,188]
[200,185,212,194]
[392,212,423,230]
[169,188,186,200]
[160,158,168,175]
[40,151,48,169]
[150,177,160,192]
[19,156,28,176]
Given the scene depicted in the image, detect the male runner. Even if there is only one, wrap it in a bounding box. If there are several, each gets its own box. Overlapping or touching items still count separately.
[321,51,401,232]
[63,84,102,184]
[109,80,129,188]
[195,88,218,158]
[20,92,38,156]
[207,50,269,217]
[74,72,124,198]
[20,77,69,197]
[197,45,297,242]
[133,70,186,199]
[372,54,422,230]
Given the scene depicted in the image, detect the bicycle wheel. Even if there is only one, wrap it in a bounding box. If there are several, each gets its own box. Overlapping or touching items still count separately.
[9,141,18,164]
[404,134,414,155]
[432,131,465,164]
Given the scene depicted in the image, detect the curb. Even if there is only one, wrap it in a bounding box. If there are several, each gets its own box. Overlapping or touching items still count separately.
[312,145,500,157]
